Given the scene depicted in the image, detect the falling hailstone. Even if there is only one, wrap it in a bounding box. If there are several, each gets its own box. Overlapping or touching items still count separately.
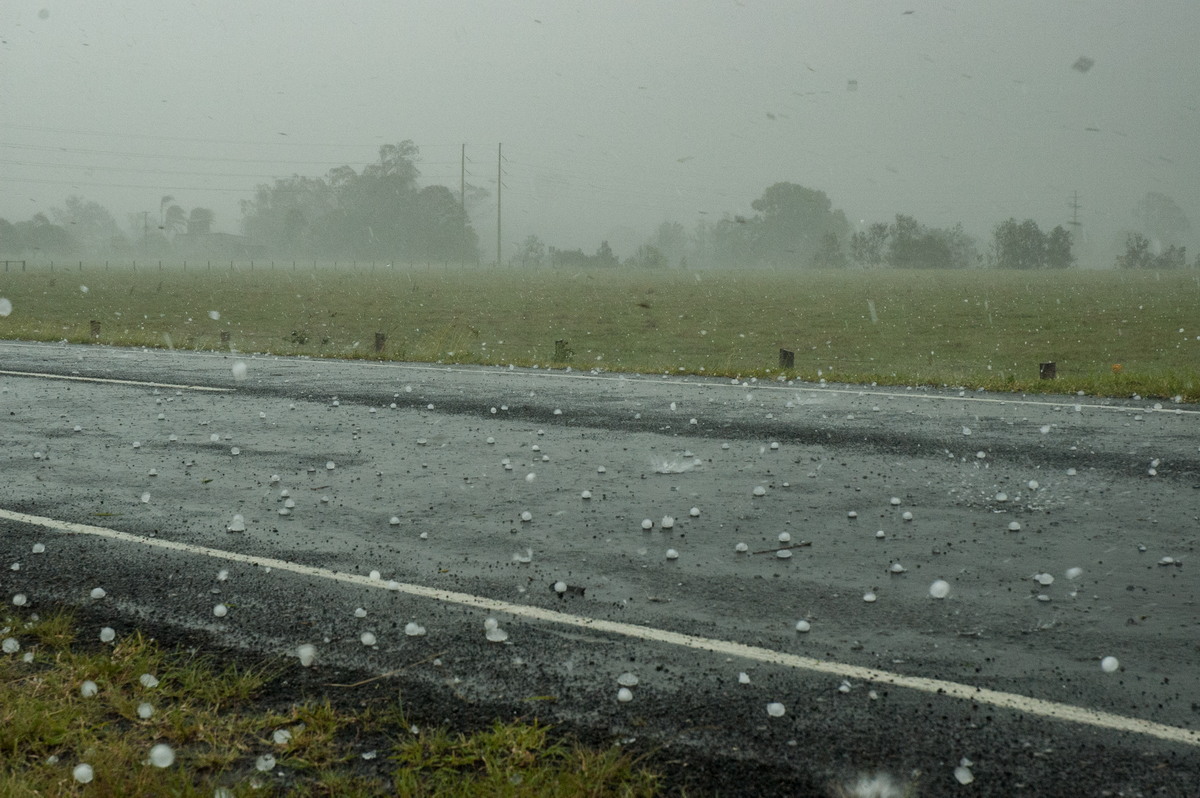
[1101,656,1119,673]
[766,702,786,717]
[929,580,951,599]
[231,361,247,380]
[149,743,175,768]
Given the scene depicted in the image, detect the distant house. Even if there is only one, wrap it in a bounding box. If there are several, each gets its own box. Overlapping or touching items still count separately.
[173,232,267,260]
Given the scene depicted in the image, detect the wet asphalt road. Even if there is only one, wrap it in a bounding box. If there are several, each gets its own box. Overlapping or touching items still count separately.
[1,341,1198,796]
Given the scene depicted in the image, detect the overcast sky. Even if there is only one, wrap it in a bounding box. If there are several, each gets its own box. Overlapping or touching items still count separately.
[2,1,1197,261]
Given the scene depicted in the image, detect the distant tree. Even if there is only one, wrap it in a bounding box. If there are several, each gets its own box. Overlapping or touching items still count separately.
[516,234,545,267]
[1115,233,1154,269]
[0,218,15,254]
[749,182,851,267]
[1132,192,1191,248]
[13,212,76,255]
[850,222,889,267]
[811,231,848,268]
[413,185,477,262]
[629,244,666,269]
[187,207,214,235]
[991,218,1048,269]
[887,215,973,269]
[162,204,187,234]
[648,221,688,267]
[49,195,123,255]
[1044,225,1075,269]
[595,240,618,268]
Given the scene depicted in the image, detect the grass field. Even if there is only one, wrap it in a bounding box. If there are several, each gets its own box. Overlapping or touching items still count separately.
[1,262,1197,401]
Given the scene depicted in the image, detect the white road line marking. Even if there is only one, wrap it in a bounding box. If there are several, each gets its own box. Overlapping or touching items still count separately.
[0,369,233,392]
[3,507,1196,749]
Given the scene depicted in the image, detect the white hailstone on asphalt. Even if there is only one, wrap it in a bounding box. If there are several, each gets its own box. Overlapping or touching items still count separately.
[273,729,293,745]
[795,620,811,633]
[149,743,175,768]
[132,441,141,449]
[553,408,562,415]
[889,563,907,574]
[995,492,1008,502]
[875,530,886,539]
[1066,567,1083,580]
[641,519,654,530]
[2,638,19,654]
[770,441,780,450]
[230,447,240,456]
[863,592,877,603]
[776,549,792,559]
[326,461,336,470]
[554,581,567,595]
[32,543,45,554]
[217,569,229,582]
[666,548,680,560]
[157,413,166,421]
[360,632,377,646]
[847,511,858,519]
[520,511,533,522]
[404,622,427,637]
[689,507,700,517]
[81,680,99,697]
[418,532,428,540]
[890,497,901,506]
[901,511,913,521]
[90,587,106,600]
[581,490,592,500]
[512,549,533,564]
[148,468,158,477]
[12,594,27,607]
[690,418,698,425]
[661,516,675,529]
[735,542,748,553]
[74,425,82,432]
[1028,480,1039,490]
[976,450,987,459]
[929,580,951,599]
[137,702,154,719]
[1040,425,1051,434]
[766,702,786,717]
[1008,521,1022,531]
[1037,594,1051,602]
[597,465,606,473]
[1034,573,1054,586]
[738,672,751,684]
[140,673,160,688]
[525,472,536,483]
[256,754,276,772]
[297,644,316,667]
[1158,556,1176,566]
[353,607,368,619]
[10,563,19,572]
[141,492,151,503]
[369,570,382,580]
[231,361,247,380]
[954,764,974,785]
[100,627,116,643]
[752,486,767,497]
[389,516,400,526]
[961,426,971,436]
[778,532,791,543]
[213,604,228,618]
[1101,656,1120,673]
[72,764,94,784]
[415,438,426,445]
[617,687,634,703]
[168,434,177,442]
[486,436,495,444]
[838,680,852,694]
[1067,467,1077,476]
[320,495,331,503]
[208,433,220,443]
[617,672,639,687]
[485,626,509,643]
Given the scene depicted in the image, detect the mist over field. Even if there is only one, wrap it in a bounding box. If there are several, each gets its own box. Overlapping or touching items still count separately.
[1,2,1197,270]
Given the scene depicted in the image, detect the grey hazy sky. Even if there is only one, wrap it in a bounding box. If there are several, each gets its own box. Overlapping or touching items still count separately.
[2,1,1197,261]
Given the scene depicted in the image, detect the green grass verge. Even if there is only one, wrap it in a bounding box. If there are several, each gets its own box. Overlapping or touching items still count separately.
[2,264,1197,400]
[0,607,663,796]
